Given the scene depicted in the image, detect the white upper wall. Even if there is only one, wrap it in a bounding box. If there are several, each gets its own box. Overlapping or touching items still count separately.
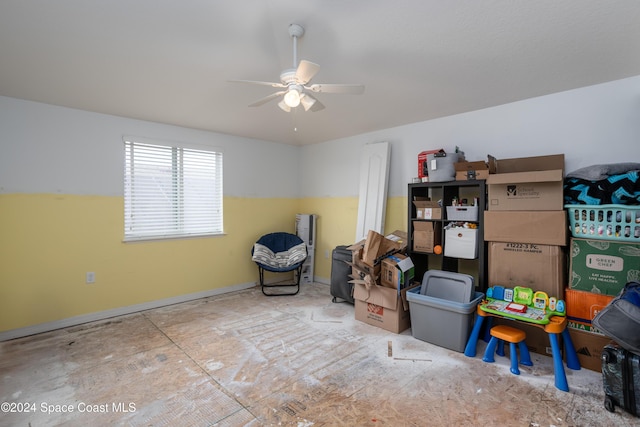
[300,75,640,198]
[0,96,300,198]
[2,74,639,200]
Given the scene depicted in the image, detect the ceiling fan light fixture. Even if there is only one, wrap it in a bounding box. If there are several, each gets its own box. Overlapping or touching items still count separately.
[283,87,301,107]
[231,23,364,112]
[277,99,291,112]
[300,93,317,111]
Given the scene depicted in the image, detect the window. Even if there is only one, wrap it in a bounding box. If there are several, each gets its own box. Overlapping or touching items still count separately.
[124,138,223,241]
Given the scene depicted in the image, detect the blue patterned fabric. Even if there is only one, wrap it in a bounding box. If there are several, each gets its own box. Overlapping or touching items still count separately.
[564,171,640,205]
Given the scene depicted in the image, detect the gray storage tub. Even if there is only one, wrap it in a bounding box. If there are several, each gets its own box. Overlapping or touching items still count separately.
[407,269,483,352]
[420,270,475,303]
[426,152,460,182]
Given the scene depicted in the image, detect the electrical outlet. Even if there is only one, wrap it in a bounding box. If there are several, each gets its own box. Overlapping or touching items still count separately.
[86,272,95,284]
[324,250,329,259]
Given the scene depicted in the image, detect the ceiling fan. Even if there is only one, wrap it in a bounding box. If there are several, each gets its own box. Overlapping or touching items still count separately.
[230,23,365,112]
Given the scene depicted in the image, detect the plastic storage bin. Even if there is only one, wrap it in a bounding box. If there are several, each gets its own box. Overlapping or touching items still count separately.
[420,270,475,303]
[446,206,478,221]
[426,152,460,182]
[444,228,478,259]
[565,204,640,242]
[407,288,484,352]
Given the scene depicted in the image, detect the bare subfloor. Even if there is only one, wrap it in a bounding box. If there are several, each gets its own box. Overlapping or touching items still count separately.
[1,283,636,426]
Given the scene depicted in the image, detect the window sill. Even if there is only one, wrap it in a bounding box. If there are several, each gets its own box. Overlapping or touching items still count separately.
[123,232,226,243]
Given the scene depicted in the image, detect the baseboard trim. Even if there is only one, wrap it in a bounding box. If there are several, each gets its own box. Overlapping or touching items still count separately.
[0,282,257,342]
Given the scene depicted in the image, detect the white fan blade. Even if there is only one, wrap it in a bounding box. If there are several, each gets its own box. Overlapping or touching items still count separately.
[295,60,320,85]
[228,79,286,89]
[306,83,364,94]
[248,91,286,107]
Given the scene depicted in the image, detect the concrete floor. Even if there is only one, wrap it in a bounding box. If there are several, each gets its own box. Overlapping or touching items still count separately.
[1,282,637,426]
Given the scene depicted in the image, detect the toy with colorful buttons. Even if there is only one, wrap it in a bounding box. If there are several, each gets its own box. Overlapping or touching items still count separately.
[485,285,566,317]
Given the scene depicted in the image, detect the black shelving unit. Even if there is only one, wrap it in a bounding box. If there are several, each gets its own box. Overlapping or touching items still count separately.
[407,180,488,292]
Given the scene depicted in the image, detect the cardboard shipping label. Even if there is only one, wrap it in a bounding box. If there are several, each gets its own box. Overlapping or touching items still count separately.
[367,303,384,316]
[586,254,624,272]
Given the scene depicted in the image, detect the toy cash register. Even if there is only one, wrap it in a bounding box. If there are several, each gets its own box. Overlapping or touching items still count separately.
[481,286,566,325]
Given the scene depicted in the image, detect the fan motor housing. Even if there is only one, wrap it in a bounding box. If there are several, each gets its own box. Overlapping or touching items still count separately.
[280,69,298,85]
[289,23,304,38]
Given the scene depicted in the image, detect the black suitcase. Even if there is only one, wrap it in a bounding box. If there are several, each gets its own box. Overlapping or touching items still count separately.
[602,342,640,416]
[330,245,354,303]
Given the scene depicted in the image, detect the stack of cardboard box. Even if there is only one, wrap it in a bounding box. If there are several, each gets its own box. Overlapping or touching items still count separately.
[411,197,442,253]
[483,154,568,356]
[564,218,640,371]
[348,230,418,333]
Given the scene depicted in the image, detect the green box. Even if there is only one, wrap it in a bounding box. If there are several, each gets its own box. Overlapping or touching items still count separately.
[569,238,640,296]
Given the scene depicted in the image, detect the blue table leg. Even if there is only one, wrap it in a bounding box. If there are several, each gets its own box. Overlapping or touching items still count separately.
[561,328,581,371]
[548,332,569,392]
[464,314,485,357]
[482,317,493,342]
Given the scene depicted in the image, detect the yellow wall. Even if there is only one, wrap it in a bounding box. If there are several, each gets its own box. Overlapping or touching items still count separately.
[0,194,299,332]
[0,192,407,333]
[298,195,407,281]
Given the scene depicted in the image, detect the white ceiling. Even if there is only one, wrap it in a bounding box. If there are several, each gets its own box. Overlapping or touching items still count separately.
[1,1,639,146]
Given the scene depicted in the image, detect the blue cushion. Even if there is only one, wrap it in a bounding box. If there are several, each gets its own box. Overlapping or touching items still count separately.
[256,232,304,253]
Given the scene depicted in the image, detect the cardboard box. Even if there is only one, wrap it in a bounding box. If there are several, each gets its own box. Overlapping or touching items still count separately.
[455,161,489,181]
[484,210,568,246]
[348,230,408,274]
[353,282,420,333]
[384,230,409,251]
[566,328,612,372]
[350,249,381,282]
[488,241,566,298]
[487,169,564,211]
[488,239,567,357]
[486,154,565,211]
[380,254,415,290]
[565,288,613,334]
[413,199,442,220]
[488,153,565,174]
[348,230,409,285]
[568,237,640,296]
[444,227,478,259]
[361,229,383,265]
[567,319,606,336]
[412,221,441,253]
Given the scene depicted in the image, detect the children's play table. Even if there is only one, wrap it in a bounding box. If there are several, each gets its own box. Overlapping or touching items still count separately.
[463,286,581,392]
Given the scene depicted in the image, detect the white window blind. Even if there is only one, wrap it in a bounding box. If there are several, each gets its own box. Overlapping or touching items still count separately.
[124,139,223,241]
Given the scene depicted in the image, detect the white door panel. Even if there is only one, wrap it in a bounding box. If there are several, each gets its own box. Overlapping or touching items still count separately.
[355,142,391,241]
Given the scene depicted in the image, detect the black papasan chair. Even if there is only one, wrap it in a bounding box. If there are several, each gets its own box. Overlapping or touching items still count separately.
[251,232,308,296]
